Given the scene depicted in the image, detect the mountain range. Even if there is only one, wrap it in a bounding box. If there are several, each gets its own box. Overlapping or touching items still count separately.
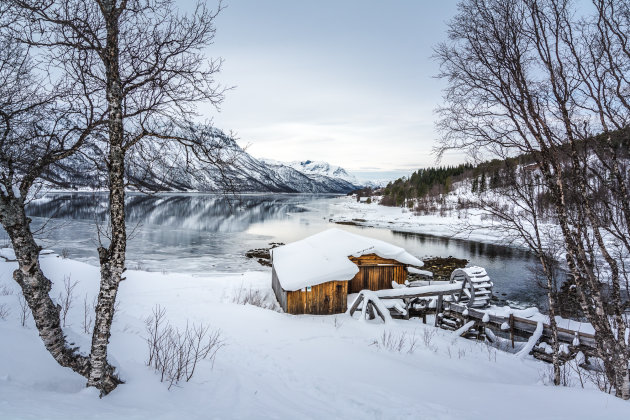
[47,129,365,194]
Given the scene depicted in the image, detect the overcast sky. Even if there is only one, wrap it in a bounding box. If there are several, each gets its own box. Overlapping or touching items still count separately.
[195,1,463,181]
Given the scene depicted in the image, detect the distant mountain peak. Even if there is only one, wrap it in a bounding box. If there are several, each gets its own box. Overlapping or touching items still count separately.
[282,160,359,185]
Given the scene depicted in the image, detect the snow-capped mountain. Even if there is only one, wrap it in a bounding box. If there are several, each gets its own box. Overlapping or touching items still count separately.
[47,129,364,193]
[286,160,360,185]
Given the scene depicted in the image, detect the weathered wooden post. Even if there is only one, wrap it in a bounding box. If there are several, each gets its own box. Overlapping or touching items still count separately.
[367,302,375,320]
[434,294,443,327]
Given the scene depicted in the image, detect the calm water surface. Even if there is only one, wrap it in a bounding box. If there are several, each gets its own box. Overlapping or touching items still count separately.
[22,192,546,306]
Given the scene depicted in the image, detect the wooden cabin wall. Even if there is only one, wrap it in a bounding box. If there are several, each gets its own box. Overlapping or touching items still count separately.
[347,254,407,293]
[286,281,348,315]
[271,267,288,312]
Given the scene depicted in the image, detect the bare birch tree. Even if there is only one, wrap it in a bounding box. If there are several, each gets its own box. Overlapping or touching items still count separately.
[0,3,108,381]
[10,0,229,395]
[456,160,565,384]
[436,0,630,398]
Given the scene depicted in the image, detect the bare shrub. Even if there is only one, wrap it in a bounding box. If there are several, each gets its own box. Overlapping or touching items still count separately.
[145,305,224,389]
[483,342,497,362]
[0,303,9,320]
[82,294,95,334]
[539,353,613,392]
[458,347,468,359]
[422,328,436,348]
[582,357,614,394]
[18,295,30,327]
[232,285,272,309]
[58,275,78,327]
[371,330,419,354]
[540,362,576,388]
[333,316,343,330]
[60,248,70,259]
[0,284,13,296]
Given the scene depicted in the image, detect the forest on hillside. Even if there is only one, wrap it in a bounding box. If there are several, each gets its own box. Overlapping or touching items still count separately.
[380,129,630,210]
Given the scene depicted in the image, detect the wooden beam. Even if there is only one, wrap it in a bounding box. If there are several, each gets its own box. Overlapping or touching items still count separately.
[347,294,363,317]
[372,283,461,300]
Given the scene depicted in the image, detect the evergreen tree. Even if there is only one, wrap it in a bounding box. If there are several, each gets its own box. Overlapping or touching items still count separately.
[490,170,500,189]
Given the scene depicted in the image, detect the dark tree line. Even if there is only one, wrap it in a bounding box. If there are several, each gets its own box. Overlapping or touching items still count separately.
[381,164,473,206]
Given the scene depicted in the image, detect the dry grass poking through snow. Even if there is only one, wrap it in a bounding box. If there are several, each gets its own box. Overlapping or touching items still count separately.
[231,284,277,310]
[371,330,419,354]
[144,305,224,390]
[0,303,9,320]
[0,283,13,296]
[0,283,14,320]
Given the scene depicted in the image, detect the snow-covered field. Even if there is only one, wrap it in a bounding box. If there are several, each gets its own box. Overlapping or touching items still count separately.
[329,196,510,246]
[0,252,627,419]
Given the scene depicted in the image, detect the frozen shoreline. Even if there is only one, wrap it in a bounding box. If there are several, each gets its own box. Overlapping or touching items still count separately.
[329,196,527,248]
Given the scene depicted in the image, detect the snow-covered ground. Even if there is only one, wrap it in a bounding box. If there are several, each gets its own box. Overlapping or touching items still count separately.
[1,252,627,419]
[330,196,512,246]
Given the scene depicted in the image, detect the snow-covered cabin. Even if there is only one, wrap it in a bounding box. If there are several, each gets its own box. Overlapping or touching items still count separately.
[271,228,424,315]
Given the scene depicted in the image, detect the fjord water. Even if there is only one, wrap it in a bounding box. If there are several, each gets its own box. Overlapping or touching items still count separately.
[23,192,545,306]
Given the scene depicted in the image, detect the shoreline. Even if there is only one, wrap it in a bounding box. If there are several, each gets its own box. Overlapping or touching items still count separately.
[328,196,531,250]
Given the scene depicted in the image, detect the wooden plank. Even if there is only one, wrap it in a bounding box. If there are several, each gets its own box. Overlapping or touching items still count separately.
[509,314,515,348]
[349,254,401,266]
[348,293,363,316]
[284,280,350,315]
[372,284,461,300]
[371,301,389,322]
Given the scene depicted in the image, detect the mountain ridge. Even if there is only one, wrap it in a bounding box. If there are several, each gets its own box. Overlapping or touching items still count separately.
[46,129,365,194]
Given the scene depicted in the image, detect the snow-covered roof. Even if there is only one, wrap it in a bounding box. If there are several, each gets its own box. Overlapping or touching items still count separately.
[272,228,423,291]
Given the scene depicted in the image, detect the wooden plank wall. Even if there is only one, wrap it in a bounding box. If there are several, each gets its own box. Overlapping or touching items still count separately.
[347,254,407,293]
[271,267,288,312]
[272,253,408,315]
[286,281,348,315]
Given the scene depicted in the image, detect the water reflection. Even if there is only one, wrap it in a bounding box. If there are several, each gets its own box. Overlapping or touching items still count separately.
[22,192,549,306]
[27,193,310,232]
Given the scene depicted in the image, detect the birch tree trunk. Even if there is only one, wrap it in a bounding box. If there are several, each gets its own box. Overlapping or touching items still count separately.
[0,196,92,377]
[7,0,226,396]
[535,254,562,385]
[86,1,125,395]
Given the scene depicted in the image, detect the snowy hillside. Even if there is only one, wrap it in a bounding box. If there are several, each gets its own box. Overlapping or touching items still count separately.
[48,130,364,194]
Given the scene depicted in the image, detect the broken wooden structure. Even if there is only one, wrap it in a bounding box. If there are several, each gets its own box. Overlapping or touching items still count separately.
[347,282,598,363]
[347,283,462,323]
[438,301,598,361]
[450,266,493,308]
